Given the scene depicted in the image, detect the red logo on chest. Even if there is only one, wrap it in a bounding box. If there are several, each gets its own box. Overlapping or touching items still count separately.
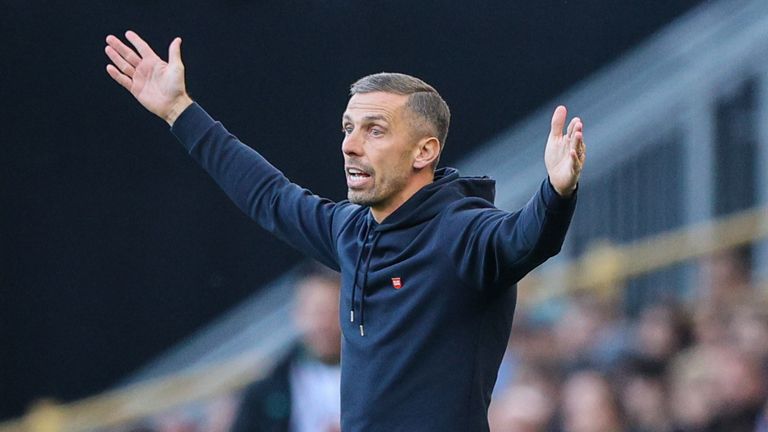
[391,277,403,289]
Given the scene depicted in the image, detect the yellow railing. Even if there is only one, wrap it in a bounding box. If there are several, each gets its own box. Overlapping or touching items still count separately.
[1,205,766,432]
[0,351,270,432]
[520,205,768,305]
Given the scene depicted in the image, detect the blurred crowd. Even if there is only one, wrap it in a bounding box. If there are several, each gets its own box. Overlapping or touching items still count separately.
[489,248,768,432]
[110,248,767,432]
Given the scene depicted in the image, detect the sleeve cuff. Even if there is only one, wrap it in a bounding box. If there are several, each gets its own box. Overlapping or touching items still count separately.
[170,102,218,153]
[542,177,577,212]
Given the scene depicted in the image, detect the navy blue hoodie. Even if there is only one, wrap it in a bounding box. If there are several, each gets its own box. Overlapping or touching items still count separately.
[172,103,576,431]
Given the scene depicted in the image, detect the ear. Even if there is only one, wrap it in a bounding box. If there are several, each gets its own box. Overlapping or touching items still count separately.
[412,136,441,170]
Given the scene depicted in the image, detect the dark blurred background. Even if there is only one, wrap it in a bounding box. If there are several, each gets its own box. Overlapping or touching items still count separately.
[1,0,705,419]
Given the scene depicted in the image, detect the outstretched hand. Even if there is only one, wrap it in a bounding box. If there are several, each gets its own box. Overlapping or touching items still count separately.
[544,106,585,197]
[105,31,193,125]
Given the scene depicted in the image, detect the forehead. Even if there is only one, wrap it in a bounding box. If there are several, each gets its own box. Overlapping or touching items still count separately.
[343,92,410,121]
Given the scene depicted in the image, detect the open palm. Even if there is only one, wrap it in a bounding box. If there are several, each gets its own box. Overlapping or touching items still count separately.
[544,106,586,197]
[105,31,191,124]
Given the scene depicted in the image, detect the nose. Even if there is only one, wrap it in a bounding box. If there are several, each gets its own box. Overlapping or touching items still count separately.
[342,130,363,157]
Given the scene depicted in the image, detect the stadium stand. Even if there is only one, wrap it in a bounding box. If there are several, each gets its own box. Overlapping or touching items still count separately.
[2,0,767,429]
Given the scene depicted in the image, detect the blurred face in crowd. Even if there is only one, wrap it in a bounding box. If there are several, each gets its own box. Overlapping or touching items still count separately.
[295,276,341,364]
[562,371,622,432]
[636,304,684,361]
[669,348,720,429]
[621,375,670,431]
[669,345,766,430]
[341,92,438,219]
[729,307,768,359]
[554,300,603,360]
[716,349,766,409]
[698,249,751,304]
[489,383,554,432]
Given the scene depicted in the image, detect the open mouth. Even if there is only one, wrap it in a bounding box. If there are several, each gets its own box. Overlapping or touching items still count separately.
[346,167,372,188]
[346,167,370,178]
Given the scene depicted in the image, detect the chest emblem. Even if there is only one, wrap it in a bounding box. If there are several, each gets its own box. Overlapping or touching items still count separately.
[391,277,403,289]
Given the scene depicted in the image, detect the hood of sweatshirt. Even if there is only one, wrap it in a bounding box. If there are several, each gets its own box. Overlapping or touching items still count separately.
[373,167,497,232]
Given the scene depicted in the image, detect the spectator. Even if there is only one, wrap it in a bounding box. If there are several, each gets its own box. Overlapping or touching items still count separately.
[230,266,341,432]
[707,348,766,432]
[618,362,672,432]
[633,303,690,366]
[560,370,624,432]
[554,295,626,372]
[667,346,721,431]
[489,381,555,432]
[728,302,768,361]
[697,248,752,309]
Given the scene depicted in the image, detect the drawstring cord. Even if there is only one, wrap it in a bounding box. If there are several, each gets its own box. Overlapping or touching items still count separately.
[358,232,381,336]
[349,219,372,327]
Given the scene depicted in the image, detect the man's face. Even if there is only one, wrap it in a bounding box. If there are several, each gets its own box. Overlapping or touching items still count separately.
[341,92,419,210]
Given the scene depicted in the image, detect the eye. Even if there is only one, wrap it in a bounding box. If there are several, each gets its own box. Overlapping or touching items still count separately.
[342,124,353,135]
[370,127,384,137]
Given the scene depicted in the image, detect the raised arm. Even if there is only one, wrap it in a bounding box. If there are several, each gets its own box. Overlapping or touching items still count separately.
[104,32,355,269]
[104,31,192,125]
[453,106,584,290]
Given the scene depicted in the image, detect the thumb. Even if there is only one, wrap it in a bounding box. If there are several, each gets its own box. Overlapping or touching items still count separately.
[550,105,566,138]
[168,37,183,66]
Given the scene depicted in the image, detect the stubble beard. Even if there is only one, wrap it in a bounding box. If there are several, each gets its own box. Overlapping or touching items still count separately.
[347,171,409,208]
[347,189,376,206]
[348,184,386,207]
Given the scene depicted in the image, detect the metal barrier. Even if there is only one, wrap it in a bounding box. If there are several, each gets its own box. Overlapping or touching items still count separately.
[521,205,768,305]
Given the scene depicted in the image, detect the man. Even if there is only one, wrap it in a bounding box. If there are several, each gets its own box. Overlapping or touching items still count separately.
[231,266,342,432]
[104,31,585,431]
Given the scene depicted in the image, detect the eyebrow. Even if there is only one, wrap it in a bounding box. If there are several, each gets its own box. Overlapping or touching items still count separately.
[363,114,389,123]
[342,114,390,124]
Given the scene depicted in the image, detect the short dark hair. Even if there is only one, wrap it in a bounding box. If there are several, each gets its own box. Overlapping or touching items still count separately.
[350,72,451,165]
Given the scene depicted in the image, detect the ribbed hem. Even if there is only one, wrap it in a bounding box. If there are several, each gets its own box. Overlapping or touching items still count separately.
[170,102,217,153]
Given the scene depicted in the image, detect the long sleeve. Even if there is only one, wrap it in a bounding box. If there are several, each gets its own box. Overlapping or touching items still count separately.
[452,178,576,290]
[171,103,358,270]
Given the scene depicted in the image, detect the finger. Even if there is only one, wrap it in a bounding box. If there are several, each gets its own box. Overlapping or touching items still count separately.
[125,30,158,59]
[550,105,567,138]
[570,149,582,171]
[566,117,580,139]
[569,121,583,149]
[106,64,132,91]
[571,144,585,166]
[168,37,183,67]
[573,131,586,162]
[106,35,142,67]
[105,46,135,77]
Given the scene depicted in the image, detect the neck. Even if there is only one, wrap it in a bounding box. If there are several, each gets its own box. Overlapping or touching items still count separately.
[370,171,434,223]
